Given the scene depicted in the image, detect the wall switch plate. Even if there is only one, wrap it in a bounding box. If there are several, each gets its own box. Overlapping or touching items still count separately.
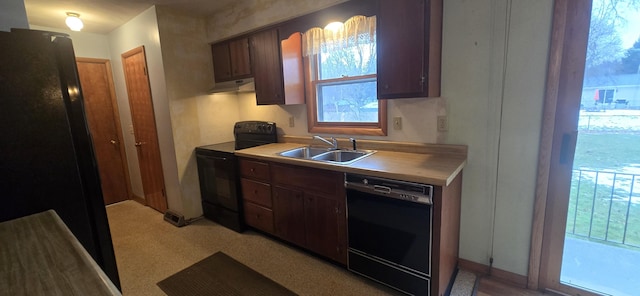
[437,116,448,132]
[288,116,295,127]
[393,117,402,130]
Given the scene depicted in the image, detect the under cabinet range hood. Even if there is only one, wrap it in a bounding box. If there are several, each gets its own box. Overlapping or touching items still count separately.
[208,78,255,94]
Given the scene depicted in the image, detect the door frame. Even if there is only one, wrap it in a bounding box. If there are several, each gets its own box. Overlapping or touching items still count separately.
[528,1,601,295]
[76,57,132,204]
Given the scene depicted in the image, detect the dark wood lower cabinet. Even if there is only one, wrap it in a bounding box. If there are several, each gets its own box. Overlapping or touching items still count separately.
[304,193,347,264]
[273,186,306,247]
[239,158,347,265]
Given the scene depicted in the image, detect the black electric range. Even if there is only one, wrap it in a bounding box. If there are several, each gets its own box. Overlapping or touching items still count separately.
[195,121,277,232]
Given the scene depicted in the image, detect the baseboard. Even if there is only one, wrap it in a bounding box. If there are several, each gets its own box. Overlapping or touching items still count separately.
[458,258,528,289]
[132,194,146,206]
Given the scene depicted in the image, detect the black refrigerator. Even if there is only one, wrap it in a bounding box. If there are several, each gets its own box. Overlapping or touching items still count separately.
[0,29,120,288]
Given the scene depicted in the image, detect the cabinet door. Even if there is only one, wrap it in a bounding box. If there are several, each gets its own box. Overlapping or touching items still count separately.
[228,38,252,78]
[304,194,347,265]
[250,29,285,105]
[212,42,232,82]
[377,0,441,99]
[212,38,252,82]
[273,186,306,246]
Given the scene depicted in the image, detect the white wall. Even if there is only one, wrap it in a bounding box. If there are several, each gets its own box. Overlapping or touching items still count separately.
[107,6,183,214]
[444,0,552,275]
[155,6,242,219]
[0,0,28,32]
[29,25,111,59]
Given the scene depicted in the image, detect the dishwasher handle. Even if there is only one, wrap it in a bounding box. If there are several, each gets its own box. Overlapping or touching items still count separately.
[373,185,392,194]
[345,179,433,205]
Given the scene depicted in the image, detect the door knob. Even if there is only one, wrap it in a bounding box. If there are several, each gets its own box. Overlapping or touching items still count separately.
[110,139,117,144]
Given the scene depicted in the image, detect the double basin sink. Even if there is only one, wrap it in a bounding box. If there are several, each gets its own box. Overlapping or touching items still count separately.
[278,146,375,164]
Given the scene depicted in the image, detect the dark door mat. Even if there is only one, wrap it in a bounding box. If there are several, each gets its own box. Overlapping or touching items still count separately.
[157,252,298,296]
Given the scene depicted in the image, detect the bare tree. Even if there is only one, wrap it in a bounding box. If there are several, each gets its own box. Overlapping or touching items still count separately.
[585,0,640,76]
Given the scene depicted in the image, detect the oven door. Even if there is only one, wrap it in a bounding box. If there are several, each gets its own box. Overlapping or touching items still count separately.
[195,152,238,211]
[347,189,432,295]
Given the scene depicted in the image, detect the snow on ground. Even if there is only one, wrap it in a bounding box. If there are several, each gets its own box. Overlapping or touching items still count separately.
[575,110,640,202]
[579,109,640,132]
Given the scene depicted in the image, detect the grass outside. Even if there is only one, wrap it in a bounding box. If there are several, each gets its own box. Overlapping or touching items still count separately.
[567,133,640,248]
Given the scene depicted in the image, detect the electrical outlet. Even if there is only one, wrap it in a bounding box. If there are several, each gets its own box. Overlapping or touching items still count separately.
[437,116,448,132]
[393,117,402,130]
[288,116,295,127]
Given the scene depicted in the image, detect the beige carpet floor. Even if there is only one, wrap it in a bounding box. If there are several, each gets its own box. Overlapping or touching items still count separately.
[106,201,402,296]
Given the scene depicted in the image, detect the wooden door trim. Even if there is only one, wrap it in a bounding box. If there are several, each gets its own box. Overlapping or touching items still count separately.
[528,0,592,292]
[77,57,133,202]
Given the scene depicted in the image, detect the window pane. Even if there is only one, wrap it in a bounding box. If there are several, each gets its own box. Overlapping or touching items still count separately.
[319,39,377,80]
[317,79,377,123]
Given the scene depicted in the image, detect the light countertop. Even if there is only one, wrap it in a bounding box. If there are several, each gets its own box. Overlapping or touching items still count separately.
[0,210,121,296]
[235,141,467,187]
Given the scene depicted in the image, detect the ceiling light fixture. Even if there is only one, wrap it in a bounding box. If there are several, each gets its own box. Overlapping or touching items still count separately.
[65,12,83,31]
[324,21,344,32]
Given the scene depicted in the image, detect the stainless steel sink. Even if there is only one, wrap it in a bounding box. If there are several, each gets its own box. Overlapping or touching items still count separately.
[278,146,330,159]
[312,150,372,163]
[278,146,375,164]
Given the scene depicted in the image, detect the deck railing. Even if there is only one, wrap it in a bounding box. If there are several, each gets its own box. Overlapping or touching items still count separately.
[567,169,640,248]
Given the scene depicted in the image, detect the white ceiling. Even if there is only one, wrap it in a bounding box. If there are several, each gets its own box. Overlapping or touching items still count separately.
[23,0,239,34]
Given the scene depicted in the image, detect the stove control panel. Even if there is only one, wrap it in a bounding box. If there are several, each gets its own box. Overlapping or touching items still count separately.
[234,121,276,135]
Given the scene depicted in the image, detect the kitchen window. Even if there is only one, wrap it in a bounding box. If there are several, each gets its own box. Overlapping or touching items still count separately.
[303,15,387,136]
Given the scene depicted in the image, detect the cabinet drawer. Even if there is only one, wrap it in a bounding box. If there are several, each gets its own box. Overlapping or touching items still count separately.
[243,202,274,233]
[271,163,344,199]
[241,178,272,207]
[239,159,270,181]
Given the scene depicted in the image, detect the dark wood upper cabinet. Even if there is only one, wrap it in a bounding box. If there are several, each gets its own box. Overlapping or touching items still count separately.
[211,0,443,102]
[250,29,304,105]
[377,0,442,99]
[250,29,284,105]
[212,37,252,82]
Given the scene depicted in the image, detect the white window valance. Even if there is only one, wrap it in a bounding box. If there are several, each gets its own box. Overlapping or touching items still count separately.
[302,15,376,57]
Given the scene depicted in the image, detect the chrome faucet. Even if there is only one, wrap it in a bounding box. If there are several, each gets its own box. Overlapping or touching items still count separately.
[313,135,338,150]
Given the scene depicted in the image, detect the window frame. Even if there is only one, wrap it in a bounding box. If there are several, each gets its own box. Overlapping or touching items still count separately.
[304,52,387,136]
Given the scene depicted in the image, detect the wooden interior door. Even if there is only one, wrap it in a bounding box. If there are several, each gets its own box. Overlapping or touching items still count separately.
[76,58,130,205]
[121,46,167,213]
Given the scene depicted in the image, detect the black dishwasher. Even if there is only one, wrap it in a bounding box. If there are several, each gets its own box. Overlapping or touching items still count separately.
[346,173,434,296]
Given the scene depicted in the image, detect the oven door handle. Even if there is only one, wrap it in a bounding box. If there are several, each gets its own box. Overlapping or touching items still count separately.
[196,155,227,161]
